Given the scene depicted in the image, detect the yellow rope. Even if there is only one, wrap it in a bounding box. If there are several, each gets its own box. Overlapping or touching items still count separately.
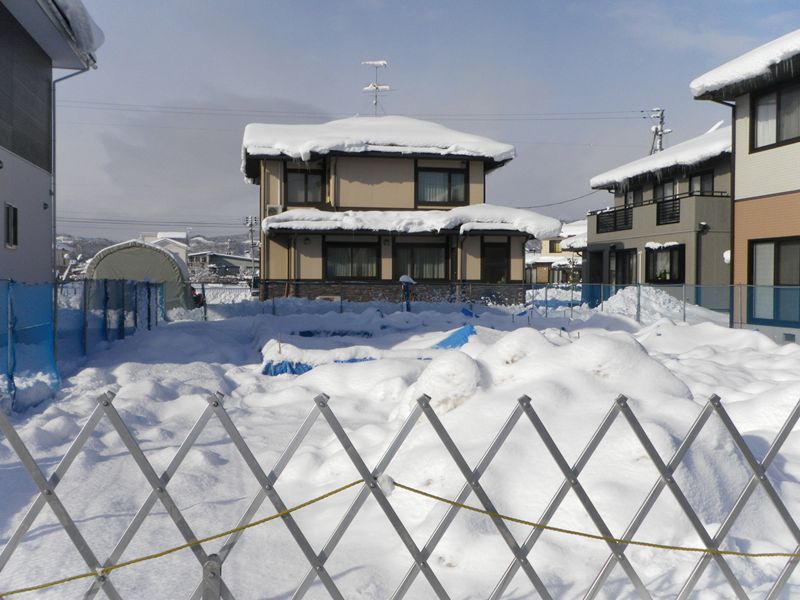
[393,481,800,559]
[0,480,361,598]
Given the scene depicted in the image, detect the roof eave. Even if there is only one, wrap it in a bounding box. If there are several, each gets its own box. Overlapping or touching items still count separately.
[693,54,800,102]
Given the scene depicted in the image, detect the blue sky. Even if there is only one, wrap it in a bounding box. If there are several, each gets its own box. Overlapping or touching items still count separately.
[56,0,800,239]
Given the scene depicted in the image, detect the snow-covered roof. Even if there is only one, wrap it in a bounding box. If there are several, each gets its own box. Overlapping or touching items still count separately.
[188,251,251,261]
[590,124,731,190]
[242,116,515,179]
[691,29,800,100]
[559,219,586,239]
[52,0,104,55]
[262,204,561,239]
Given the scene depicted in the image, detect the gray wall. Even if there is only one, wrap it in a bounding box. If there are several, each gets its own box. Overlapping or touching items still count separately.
[0,145,53,282]
[0,2,53,173]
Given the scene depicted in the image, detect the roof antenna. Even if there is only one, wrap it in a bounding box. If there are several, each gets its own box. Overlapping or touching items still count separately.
[649,107,672,154]
[362,60,390,116]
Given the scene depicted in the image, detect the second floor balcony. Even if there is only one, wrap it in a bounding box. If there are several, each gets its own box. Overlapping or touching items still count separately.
[589,191,731,236]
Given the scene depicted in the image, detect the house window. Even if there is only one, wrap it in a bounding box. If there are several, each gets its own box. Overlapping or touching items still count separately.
[750,237,800,323]
[689,171,714,195]
[610,249,637,284]
[645,245,685,284]
[4,204,18,248]
[624,189,643,206]
[482,243,510,283]
[286,168,324,205]
[416,168,467,205]
[548,240,561,253]
[754,84,800,149]
[395,245,447,280]
[653,180,675,200]
[325,243,378,279]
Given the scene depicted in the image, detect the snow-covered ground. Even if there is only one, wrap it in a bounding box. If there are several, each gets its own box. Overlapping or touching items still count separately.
[1,295,798,599]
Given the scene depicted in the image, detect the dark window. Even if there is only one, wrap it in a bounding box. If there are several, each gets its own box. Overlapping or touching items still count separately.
[610,249,637,284]
[482,243,509,283]
[754,84,800,149]
[394,245,447,280]
[654,180,675,200]
[750,237,800,323]
[286,169,324,204]
[416,168,467,205]
[325,243,378,279]
[625,189,643,206]
[689,171,714,195]
[4,203,17,248]
[548,240,561,253]
[645,245,685,283]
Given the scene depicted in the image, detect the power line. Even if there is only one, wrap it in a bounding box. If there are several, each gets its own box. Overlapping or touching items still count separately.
[519,189,600,209]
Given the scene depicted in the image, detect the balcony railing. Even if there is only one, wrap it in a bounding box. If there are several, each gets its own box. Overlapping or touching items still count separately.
[596,206,632,233]
[656,197,681,225]
[589,191,730,233]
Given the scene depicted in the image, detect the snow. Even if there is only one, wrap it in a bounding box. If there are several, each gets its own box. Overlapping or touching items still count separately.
[590,126,731,189]
[2,294,799,598]
[242,116,516,164]
[691,29,800,98]
[263,204,563,239]
[53,0,105,53]
[723,250,731,265]
[645,241,679,250]
[559,219,587,250]
[399,275,416,284]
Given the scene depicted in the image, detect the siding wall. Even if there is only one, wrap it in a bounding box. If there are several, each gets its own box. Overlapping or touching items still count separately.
[0,3,52,172]
[735,93,800,200]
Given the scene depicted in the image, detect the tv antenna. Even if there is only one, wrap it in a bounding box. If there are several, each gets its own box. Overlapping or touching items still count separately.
[362,60,390,116]
[649,107,672,154]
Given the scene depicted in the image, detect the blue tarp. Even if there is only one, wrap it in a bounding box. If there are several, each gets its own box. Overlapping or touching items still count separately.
[461,308,478,318]
[434,324,477,349]
[262,361,314,376]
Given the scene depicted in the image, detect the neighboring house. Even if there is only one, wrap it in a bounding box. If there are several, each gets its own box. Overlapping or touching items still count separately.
[584,124,732,308]
[692,29,800,342]
[140,231,189,262]
[0,0,102,283]
[187,251,254,279]
[525,219,586,284]
[241,116,561,301]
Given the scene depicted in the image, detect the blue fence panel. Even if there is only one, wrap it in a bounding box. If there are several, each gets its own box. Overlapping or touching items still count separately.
[56,281,86,372]
[0,281,10,403]
[9,282,59,410]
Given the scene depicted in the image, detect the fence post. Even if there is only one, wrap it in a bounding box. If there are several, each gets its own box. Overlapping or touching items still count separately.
[544,285,548,319]
[81,279,89,356]
[102,279,109,341]
[569,284,574,320]
[119,280,126,340]
[7,283,14,393]
[146,283,152,331]
[682,284,687,322]
[133,282,138,331]
[202,554,221,600]
[636,284,641,324]
[202,283,207,322]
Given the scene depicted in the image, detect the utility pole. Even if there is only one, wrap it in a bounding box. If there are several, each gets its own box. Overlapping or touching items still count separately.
[362,60,390,116]
[244,216,258,290]
[649,108,672,154]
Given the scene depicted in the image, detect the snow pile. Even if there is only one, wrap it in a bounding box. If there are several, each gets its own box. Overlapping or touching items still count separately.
[691,29,800,98]
[262,204,562,239]
[645,241,679,250]
[2,305,800,597]
[243,116,515,163]
[53,0,105,53]
[590,125,731,189]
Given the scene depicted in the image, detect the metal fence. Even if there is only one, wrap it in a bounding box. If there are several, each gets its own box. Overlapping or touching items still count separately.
[1,280,166,411]
[0,390,797,599]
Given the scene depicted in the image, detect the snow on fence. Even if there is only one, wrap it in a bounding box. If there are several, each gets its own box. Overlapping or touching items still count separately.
[0,390,798,599]
[0,280,166,412]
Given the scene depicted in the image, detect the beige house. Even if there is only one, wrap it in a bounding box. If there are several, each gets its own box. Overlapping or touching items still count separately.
[692,29,800,342]
[525,219,585,284]
[585,125,732,308]
[241,116,560,301]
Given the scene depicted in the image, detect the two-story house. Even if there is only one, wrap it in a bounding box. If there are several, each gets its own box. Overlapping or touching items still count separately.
[241,116,561,302]
[692,29,800,342]
[0,0,102,283]
[584,125,732,308]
